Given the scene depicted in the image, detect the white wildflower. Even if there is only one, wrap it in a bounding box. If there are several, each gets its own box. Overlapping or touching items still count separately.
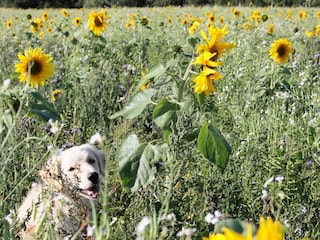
[275,176,284,182]
[2,79,11,90]
[136,216,151,239]
[301,206,307,214]
[176,227,197,238]
[278,191,285,200]
[261,189,269,201]
[48,119,63,134]
[263,176,274,188]
[205,210,223,225]
[110,217,118,226]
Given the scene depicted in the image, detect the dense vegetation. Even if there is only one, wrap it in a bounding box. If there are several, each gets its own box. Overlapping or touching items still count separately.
[1,4,319,240]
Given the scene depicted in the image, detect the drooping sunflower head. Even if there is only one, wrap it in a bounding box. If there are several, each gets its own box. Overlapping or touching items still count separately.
[88,10,108,36]
[15,47,54,88]
[193,67,222,96]
[269,38,293,64]
[267,23,274,35]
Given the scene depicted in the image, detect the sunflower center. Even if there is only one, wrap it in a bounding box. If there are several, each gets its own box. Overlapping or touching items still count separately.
[277,45,286,57]
[30,60,42,76]
[94,16,103,27]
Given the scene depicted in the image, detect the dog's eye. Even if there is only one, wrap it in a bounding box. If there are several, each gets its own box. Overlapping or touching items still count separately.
[88,159,95,164]
[69,167,75,172]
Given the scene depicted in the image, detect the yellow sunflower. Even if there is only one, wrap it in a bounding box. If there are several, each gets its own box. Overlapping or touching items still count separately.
[181,18,188,25]
[6,19,12,29]
[208,13,215,24]
[269,38,293,64]
[197,25,236,60]
[42,12,49,21]
[202,217,283,240]
[61,8,69,17]
[219,16,224,25]
[255,217,283,240]
[140,16,149,26]
[73,17,81,26]
[193,67,222,96]
[267,23,274,35]
[287,10,292,20]
[51,89,62,101]
[189,20,201,36]
[30,18,43,33]
[193,50,223,68]
[15,47,54,88]
[233,9,241,18]
[88,10,108,36]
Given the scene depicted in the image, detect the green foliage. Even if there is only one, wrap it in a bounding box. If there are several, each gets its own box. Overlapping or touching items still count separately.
[197,122,232,173]
[1,5,320,240]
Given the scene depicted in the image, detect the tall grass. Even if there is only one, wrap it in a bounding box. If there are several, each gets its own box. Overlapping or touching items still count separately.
[0,5,319,239]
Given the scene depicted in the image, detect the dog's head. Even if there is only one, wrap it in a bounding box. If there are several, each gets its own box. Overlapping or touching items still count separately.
[40,144,105,200]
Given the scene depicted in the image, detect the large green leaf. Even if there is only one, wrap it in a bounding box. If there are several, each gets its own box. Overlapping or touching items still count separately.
[28,91,60,122]
[118,134,155,192]
[152,98,180,129]
[197,123,232,173]
[133,63,167,94]
[109,89,156,119]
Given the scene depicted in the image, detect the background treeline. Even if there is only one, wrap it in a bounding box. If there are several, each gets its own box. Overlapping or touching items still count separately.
[0,0,319,8]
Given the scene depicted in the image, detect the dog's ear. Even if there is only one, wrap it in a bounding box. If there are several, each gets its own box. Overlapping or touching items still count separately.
[39,154,63,190]
[89,146,106,177]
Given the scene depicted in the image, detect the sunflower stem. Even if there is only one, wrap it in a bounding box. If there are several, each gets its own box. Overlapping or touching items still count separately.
[178,55,194,102]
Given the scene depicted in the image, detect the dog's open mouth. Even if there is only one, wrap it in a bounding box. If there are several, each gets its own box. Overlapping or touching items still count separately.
[80,185,100,199]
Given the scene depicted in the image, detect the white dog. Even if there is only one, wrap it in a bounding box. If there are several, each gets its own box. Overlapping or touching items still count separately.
[17,144,105,239]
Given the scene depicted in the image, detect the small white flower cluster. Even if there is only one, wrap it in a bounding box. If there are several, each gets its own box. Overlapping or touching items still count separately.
[261,175,285,201]
[1,79,11,91]
[136,216,151,240]
[136,213,178,240]
[48,118,64,134]
[204,210,223,225]
[176,227,197,238]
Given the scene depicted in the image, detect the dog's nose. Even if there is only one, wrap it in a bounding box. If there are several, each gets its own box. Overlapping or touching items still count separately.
[88,172,99,184]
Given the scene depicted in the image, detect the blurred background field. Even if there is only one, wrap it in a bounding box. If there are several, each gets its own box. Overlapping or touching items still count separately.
[0,3,320,239]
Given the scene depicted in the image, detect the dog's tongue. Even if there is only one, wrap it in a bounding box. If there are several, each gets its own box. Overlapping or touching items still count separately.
[83,185,99,198]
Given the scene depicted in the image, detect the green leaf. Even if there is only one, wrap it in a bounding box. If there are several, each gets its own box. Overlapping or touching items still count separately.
[30,108,59,122]
[28,91,60,122]
[197,123,232,173]
[187,37,200,48]
[152,143,169,163]
[214,219,257,236]
[118,134,155,192]
[153,98,180,129]
[109,89,156,119]
[133,63,166,94]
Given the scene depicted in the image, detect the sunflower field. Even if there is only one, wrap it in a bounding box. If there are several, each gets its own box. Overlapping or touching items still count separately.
[1,4,320,240]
